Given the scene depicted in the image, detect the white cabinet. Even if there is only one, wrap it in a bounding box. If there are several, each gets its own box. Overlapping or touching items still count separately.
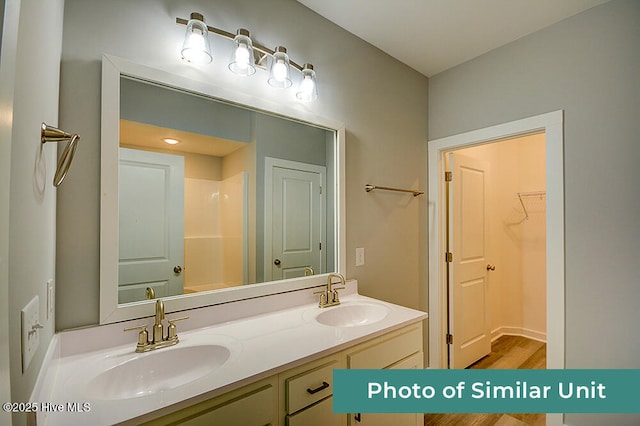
[346,323,424,426]
[141,377,278,426]
[143,322,423,426]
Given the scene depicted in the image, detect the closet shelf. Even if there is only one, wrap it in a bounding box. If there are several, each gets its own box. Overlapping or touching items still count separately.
[517,191,546,220]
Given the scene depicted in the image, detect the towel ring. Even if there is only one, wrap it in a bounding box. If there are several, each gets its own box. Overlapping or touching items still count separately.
[41,123,81,187]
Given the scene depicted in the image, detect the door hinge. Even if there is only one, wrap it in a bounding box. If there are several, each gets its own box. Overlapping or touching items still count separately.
[445,171,453,182]
[319,186,323,194]
[445,252,453,263]
[446,334,453,345]
[319,242,322,250]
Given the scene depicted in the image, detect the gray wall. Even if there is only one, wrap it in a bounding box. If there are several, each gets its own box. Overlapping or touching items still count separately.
[2,0,64,421]
[428,0,639,424]
[57,0,428,329]
[0,1,16,422]
[120,77,253,143]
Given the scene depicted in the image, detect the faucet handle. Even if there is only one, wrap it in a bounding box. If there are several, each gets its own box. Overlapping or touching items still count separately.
[314,290,328,307]
[331,287,345,303]
[124,324,149,348]
[167,316,189,340]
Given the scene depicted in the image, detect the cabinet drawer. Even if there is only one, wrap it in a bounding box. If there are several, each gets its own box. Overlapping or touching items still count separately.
[286,361,337,414]
[348,325,422,369]
[286,396,341,426]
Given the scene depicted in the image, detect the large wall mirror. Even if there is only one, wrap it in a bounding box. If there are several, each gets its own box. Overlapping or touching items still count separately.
[101,55,345,324]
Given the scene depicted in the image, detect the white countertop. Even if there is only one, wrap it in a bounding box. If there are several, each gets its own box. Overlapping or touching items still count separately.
[31,281,427,425]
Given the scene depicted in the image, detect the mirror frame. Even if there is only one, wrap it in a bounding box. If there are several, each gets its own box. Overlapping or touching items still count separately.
[100,54,346,324]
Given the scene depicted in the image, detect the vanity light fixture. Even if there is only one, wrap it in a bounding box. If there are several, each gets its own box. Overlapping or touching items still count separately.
[176,12,318,101]
[180,13,212,64]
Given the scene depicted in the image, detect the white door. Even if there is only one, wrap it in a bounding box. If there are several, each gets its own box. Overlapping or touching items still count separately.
[118,148,184,302]
[448,152,491,368]
[265,158,326,281]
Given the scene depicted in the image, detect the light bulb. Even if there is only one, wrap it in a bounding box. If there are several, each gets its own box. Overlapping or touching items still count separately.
[234,43,250,70]
[297,76,316,101]
[268,46,292,88]
[296,64,318,102]
[272,59,287,81]
[183,32,206,62]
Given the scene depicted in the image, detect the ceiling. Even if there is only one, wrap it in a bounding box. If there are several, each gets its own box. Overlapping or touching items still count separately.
[120,120,246,157]
[296,0,611,77]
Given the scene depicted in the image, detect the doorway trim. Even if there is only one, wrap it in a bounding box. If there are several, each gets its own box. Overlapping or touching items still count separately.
[428,111,565,423]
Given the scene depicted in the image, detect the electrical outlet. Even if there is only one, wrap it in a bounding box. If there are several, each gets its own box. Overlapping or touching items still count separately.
[355,247,365,266]
[21,295,41,372]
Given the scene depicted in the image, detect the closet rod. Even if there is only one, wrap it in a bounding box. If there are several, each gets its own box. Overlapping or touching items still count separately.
[365,184,424,197]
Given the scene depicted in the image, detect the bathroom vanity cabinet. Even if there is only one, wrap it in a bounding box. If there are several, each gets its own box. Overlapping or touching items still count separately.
[31,286,427,426]
[140,323,423,426]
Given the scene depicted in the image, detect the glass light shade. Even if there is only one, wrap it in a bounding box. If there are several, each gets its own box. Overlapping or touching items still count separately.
[181,13,212,64]
[228,29,256,76]
[296,64,318,102]
[268,46,292,88]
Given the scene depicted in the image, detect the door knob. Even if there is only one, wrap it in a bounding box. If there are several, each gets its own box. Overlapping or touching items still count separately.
[486,264,496,271]
[274,259,281,266]
[173,265,183,274]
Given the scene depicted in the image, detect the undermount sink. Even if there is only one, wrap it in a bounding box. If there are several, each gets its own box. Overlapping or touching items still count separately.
[86,344,231,400]
[314,302,389,327]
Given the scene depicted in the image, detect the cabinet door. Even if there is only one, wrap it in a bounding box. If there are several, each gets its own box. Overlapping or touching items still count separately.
[142,378,277,426]
[347,325,422,369]
[349,352,424,426]
[286,396,342,426]
[179,385,274,426]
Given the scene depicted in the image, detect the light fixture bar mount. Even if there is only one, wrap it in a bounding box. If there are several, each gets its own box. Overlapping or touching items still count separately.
[176,16,304,71]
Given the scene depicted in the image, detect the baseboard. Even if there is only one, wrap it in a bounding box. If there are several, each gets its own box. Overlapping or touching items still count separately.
[491,326,546,343]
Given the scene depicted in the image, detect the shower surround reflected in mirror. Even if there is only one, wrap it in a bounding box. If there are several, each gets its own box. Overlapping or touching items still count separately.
[101,55,345,323]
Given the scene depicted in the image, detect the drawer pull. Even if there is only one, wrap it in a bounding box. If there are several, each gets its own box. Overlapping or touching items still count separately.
[306,381,330,394]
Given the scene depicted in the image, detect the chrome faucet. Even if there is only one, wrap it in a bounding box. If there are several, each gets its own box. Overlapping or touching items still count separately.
[315,273,346,308]
[124,299,189,352]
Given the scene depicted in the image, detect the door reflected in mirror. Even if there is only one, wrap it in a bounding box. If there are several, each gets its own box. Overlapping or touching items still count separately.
[117,76,336,304]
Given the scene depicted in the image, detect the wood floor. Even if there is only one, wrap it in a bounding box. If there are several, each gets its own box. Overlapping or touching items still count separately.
[424,335,547,426]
